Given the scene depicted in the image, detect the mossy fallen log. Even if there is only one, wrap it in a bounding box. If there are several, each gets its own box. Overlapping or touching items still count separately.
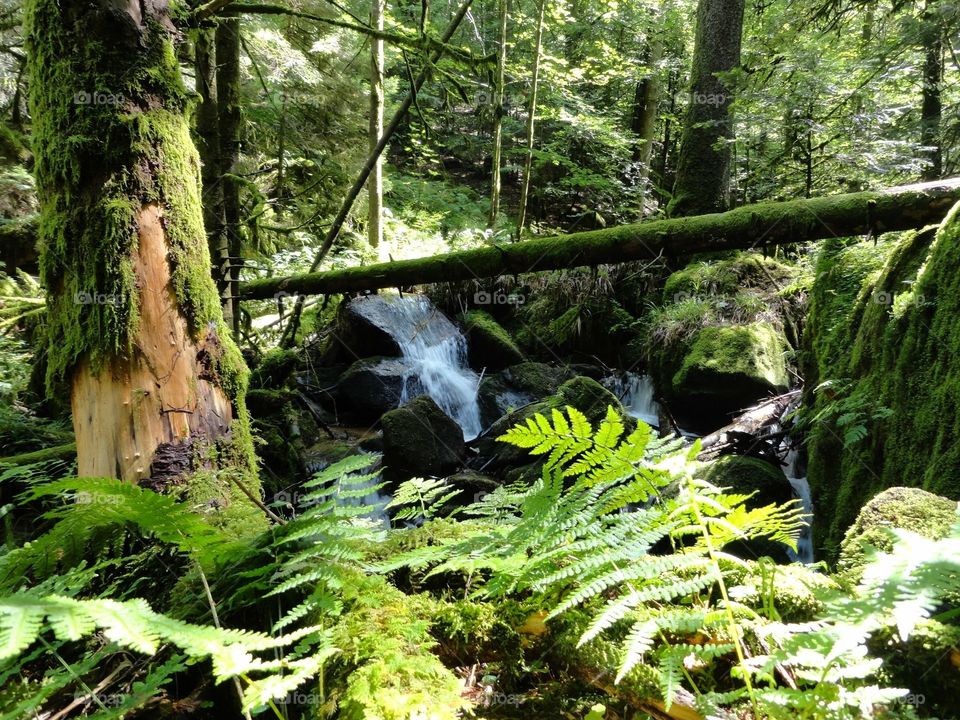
[240,179,960,300]
[0,442,76,468]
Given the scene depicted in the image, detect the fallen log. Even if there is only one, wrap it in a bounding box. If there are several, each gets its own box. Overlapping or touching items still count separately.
[0,442,76,468]
[240,178,960,300]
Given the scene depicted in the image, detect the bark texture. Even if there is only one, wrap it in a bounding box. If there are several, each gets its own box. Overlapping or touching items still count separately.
[26,0,259,522]
[670,0,744,216]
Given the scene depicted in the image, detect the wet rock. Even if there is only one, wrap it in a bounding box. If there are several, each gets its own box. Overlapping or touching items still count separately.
[459,309,524,372]
[337,356,412,423]
[381,395,466,480]
[326,294,406,361]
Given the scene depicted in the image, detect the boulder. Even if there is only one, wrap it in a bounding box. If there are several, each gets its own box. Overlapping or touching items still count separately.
[474,376,625,469]
[337,356,411,423]
[667,322,790,432]
[477,375,533,429]
[503,362,574,397]
[459,310,524,372]
[381,395,466,479]
[700,455,794,508]
[838,486,958,584]
[327,294,405,361]
[699,455,795,563]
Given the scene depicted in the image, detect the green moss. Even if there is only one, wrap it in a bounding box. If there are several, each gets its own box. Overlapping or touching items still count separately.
[727,562,837,621]
[837,486,958,585]
[673,322,790,397]
[249,349,299,390]
[662,252,795,303]
[803,208,960,560]
[25,1,261,529]
[459,309,524,370]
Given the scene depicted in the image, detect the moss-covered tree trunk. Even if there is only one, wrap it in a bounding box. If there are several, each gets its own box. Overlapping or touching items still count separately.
[26,0,260,522]
[216,17,242,334]
[368,0,385,252]
[919,0,942,181]
[631,34,662,211]
[669,0,743,217]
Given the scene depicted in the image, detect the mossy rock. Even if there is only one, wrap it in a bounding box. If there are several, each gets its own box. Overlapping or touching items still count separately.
[503,362,573,397]
[837,486,958,584]
[700,455,796,563]
[381,395,465,480]
[662,252,795,303]
[870,619,960,717]
[248,349,299,390]
[459,310,524,372]
[700,455,794,508]
[667,322,790,431]
[728,562,837,621]
[801,208,960,559]
[477,375,534,429]
[474,376,625,469]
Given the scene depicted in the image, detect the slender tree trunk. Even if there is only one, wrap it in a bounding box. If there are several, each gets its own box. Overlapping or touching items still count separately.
[669,0,744,216]
[655,68,677,207]
[368,0,386,252]
[920,0,942,180]
[516,0,546,235]
[632,35,663,212]
[26,0,260,519]
[194,29,230,318]
[488,0,509,228]
[217,17,242,334]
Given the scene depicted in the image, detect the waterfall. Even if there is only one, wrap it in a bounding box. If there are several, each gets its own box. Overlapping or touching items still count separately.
[783,445,814,564]
[603,373,661,427]
[376,295,483,441]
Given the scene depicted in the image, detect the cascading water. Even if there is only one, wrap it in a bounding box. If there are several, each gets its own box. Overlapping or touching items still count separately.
[783,445,814,564]
[377,295,483,440]
[603,372,661,427]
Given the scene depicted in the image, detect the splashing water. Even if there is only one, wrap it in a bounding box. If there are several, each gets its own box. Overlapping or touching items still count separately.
[603,372,661,427]
[783,445,814,564]
[376,295,483,441]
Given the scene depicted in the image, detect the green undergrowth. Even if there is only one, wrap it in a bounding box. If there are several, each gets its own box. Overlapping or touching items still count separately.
[0,404,956,718]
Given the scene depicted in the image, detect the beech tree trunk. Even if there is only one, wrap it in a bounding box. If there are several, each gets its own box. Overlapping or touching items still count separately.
[368,0,386,251]
[670,0,744,216]
[26,0,260,518]
[488,0,508,227]
[241,179,960,299]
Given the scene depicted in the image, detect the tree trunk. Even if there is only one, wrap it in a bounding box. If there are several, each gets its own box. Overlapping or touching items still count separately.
[194,28,230,318]
[368,0,386,251]
[240,179,960,299]
[920,0,942,181]
[669,0,744,217]
[216,17,242,334]
[26,0,260,518]
[516,0,546,235]
[632,34,663,212]
[488,0,509,228]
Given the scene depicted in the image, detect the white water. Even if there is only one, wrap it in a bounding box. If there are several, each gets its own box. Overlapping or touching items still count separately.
[376,295,483,441]
[603,373,661,427]
[783,444,814,564]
